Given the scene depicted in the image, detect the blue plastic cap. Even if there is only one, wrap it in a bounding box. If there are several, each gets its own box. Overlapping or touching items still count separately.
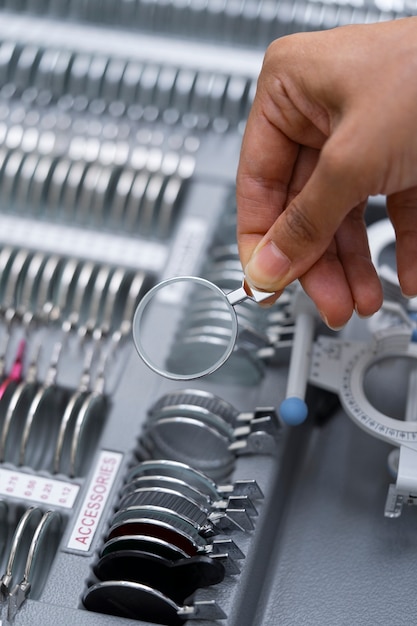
[279,397,308,426]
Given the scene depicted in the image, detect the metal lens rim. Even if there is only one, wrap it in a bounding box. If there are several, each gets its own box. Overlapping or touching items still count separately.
[132,276,238,380]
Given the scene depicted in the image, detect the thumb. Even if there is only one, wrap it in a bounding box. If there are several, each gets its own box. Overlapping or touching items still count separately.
[243,139,369,292]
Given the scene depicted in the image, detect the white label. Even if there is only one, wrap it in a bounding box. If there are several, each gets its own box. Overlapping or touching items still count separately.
[0,468,80,509]
[66,450,123,552]
[159,217,207,304]
[0,215,167,272]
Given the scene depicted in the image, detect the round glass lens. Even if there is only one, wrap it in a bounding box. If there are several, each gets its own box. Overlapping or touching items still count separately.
[132,276,238,380]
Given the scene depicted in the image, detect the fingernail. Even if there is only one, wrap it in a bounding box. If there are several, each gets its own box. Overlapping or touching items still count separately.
[245,241,291,289]
[401,290,417,300]
[354,304,373,319]
[319,311,345,332]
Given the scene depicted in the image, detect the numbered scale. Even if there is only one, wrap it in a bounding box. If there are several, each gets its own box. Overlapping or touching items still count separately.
[308,323,417,517]
[300,218,417,518]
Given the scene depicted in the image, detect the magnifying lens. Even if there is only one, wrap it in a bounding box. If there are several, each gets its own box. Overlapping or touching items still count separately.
[132,276,275,380]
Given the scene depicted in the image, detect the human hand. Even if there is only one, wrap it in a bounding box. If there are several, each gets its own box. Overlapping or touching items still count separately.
[237,18,417,329]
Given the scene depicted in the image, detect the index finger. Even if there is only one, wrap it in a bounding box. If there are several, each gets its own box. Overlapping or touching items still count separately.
[236,107,299,267]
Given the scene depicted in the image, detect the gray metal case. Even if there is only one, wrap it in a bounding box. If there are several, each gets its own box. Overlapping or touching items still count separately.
[0,3,413,626]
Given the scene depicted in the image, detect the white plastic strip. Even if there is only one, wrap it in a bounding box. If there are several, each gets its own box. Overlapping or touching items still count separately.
[0,214,167,272]
[67,450,123,552]
[0,467,79,509]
